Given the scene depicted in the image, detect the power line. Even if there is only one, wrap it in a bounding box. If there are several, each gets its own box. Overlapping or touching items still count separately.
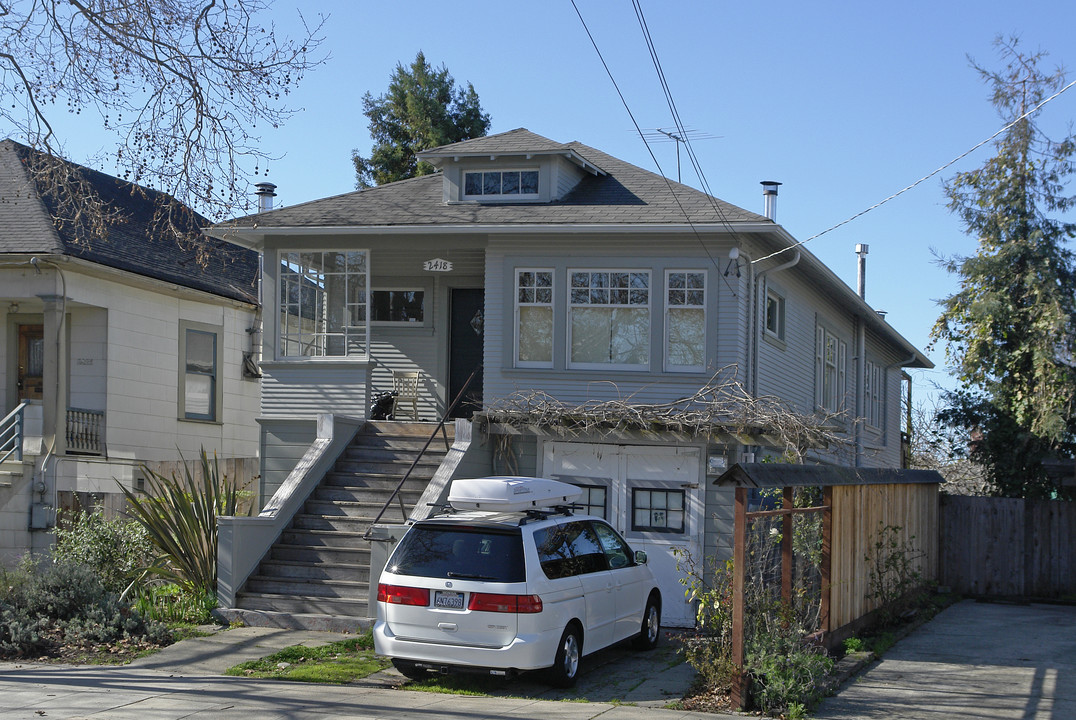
[752,76,1076,265]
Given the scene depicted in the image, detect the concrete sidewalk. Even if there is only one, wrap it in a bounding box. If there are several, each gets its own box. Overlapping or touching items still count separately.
[0,625,734,720]
[815,600,1076,719]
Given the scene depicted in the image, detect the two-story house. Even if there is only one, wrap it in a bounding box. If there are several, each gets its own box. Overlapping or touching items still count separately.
[208,129,931,628]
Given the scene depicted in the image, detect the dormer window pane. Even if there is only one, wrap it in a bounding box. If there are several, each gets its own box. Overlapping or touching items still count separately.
[521,171,539,194]
[465,172,482,196]
[503,172,520,194]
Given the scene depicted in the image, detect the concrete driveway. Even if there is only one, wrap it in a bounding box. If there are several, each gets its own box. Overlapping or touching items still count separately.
[815,600,1076,719]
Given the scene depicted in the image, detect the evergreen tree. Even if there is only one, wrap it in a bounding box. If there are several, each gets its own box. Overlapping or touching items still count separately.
[352,52,491,188]
[931,37,1076,499]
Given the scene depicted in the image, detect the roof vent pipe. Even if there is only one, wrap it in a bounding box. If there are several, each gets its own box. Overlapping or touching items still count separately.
[760,181,781,221]
[855,243,869,299]
[255,182,277,213]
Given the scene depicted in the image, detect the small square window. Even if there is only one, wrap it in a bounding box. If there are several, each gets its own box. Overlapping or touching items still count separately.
[631,488,686,533]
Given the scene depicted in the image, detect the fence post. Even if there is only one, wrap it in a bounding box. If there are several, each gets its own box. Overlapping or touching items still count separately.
[821,485,832,632]
[782,487,793,608]
[732,486,747,709]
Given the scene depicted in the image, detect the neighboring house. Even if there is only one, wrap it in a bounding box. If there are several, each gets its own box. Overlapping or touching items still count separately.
[208,128,932,628]
[0,139,261,564]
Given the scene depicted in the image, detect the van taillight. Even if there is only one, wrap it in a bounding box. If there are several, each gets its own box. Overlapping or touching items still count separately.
[467,593,543,613]
[377,584,430,606]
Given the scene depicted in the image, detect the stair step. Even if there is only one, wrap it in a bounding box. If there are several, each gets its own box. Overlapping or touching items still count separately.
[280,529,373,548]
[330,459,441,476]
[301,500,405,520]
[364,421,455,439]
[244,575,369,598]
[270,545,372,564]
[291,514,376,532]
[259,560,372,582]
[236,592,369,617]
[310,486,424,504]
[339,446,448,463]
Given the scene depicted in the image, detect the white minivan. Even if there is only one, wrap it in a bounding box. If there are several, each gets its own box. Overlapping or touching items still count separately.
[373,477,662,686]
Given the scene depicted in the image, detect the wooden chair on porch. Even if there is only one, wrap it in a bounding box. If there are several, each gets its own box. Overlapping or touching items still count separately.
[391,370,420,421]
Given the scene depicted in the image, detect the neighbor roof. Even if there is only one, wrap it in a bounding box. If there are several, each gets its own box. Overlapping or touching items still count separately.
[0,139,258,304]
[211,128,770,230]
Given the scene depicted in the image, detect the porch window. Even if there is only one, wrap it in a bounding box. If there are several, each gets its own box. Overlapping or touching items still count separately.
[631,488,685,533]
[279,250,369,358]
[179,321,222,422]
[515,269,553,367]
[568,270,650,370]
[815,324,847,413]
[371,289,424,324]
[665,270,706,371]
[464,169,539,198]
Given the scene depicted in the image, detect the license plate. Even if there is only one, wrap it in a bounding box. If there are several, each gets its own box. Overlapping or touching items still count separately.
[434,590,464,609]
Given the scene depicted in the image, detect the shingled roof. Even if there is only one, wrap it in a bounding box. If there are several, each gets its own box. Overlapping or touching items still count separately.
[0,139,258,304]
[216,128,770,230]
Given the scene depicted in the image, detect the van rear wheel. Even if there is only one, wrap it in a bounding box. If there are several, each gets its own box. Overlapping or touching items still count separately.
[548,624,582,687]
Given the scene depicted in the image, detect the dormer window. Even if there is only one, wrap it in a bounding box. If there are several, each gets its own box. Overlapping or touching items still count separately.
[463,169,539,198]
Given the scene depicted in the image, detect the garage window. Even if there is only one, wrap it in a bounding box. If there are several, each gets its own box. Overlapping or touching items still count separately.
[573,484,607,519]
[631,488,685,533]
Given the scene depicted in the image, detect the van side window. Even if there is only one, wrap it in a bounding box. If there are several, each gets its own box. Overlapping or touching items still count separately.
[592,521,633,570]
[535,521,609,579]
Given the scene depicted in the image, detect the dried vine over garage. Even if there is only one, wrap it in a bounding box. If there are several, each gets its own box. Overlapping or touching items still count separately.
[482,367,852,462]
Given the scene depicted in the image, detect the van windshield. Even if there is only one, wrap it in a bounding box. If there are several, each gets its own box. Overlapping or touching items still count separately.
[386,524,526,583]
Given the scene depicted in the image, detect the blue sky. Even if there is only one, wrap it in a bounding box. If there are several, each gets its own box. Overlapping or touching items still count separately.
[55,1,1076,404]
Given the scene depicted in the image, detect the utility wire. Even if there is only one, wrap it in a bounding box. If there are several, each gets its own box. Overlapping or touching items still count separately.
[752,76,1076,265]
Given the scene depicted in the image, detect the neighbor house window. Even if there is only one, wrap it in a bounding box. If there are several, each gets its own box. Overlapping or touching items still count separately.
[463,169,539,198]
[631,488,685,533]
[765,289,785,341]
[279,250,369,358]
[516,269,553,367]
[568,270,650,369]
[371,289,424,324]
[865,360,884,428]
[665,270,706,371]
[179,321,222,422]
[815,325,847,412]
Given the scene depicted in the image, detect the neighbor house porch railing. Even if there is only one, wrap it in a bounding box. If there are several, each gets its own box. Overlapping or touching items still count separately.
[0,402,28,463]
[66,408,104,455]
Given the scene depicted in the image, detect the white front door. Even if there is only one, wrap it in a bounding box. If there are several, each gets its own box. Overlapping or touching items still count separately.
[542,442,703,628]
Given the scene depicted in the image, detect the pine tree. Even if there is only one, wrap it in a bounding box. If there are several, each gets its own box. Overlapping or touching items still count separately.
[931,37,1076,499]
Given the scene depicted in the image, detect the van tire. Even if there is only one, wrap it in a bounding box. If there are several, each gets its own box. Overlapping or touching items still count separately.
[633,593,661,650]
[548,624,582,687]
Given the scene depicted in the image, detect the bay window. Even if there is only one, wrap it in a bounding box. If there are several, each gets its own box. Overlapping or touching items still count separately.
[568,270,650,369]
[515,269,553,367]
[665,270,705,371]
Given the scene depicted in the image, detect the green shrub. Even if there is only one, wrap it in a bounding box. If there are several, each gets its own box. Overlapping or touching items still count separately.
[865,523,926,625]
[746,630,834,715]
[53,510,156,594]
[0,559,171,659]
[843,636,864,654]
[676,552,736,690]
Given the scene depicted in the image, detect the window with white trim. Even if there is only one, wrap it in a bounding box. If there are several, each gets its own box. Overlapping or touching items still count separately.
[279,251,369,358]
[515,269,553,367]
[568,270,650,369]
[179,320,222,422]
[865,360,884,428]
[464,169,539,198]
[665,270,706,371]
[815,325,847,412]
[765,288,785,341]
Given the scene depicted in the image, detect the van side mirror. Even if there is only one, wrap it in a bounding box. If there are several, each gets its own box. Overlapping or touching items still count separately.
[634,550,648,565]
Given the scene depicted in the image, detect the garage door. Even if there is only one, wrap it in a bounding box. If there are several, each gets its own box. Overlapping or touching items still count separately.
[542,442,703,628]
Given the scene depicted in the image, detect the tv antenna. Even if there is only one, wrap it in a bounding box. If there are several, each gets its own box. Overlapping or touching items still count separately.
[639,127,722,183]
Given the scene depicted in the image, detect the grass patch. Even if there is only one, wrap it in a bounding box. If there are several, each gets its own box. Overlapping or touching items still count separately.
[224,632,389,683]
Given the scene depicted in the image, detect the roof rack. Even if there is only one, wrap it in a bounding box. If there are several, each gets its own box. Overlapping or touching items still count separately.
[518,503,583,525]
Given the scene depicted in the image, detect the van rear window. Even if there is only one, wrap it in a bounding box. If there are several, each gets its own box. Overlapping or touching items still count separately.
[386,525,526,583]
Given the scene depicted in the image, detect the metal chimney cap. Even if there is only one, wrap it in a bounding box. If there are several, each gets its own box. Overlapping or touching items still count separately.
[760,180,782,195]
[254,182,278,196]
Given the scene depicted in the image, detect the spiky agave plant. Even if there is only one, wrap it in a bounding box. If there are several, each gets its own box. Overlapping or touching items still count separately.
[120,449,248,595]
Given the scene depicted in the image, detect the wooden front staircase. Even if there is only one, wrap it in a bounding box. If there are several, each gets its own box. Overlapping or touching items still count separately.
[233,421,453,625]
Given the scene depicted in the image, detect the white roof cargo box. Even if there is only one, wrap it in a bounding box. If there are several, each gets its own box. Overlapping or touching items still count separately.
[448,476,582,512]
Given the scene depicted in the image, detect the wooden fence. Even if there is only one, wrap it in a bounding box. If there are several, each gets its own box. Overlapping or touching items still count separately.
[939,495,1076,598]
